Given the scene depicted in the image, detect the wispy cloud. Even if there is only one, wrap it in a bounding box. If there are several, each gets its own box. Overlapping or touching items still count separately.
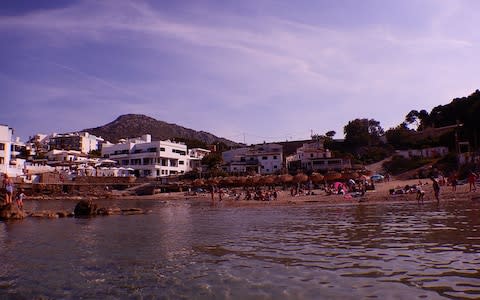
[1,0,480,143]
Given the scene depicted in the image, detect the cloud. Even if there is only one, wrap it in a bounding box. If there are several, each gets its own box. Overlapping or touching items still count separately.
[1,0,480,144]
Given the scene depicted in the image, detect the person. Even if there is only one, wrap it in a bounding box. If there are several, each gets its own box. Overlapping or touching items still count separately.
[15,189,25,209]
[449,173,457,192]
[416,187,425,204]
[468,172,478,192]
[2,174,14,204]
[432,177,440,204]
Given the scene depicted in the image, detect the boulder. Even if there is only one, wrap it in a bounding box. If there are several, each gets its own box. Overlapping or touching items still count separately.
[74,200,98,217]
[0,203,27,220]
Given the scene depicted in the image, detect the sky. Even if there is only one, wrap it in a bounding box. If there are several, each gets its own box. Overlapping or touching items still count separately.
[1,0,479,145]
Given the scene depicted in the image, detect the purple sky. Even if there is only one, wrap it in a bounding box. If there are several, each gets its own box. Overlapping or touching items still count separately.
[1,0,479,144]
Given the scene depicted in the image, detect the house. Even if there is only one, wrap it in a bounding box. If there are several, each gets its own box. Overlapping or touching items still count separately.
[49,132,104,154]
[222,143,283,175]
[286,139,351,172]
[395,146,449,159]
[102,134,193,178]
[0,124,26,177]
[188,148,211,173]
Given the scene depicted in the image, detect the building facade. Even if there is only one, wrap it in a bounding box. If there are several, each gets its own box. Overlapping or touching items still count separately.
[222,143,283,175]
[49,132,103,154]
[0,124,26,177]
[102,135,192,177]
[395,147,449,159]
[286,139,351,172]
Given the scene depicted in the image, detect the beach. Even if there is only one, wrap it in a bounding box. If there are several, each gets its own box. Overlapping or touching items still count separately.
[51,178,478,207]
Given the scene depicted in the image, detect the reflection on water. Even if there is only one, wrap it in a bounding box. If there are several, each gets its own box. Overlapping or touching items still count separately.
[1,199,480,299]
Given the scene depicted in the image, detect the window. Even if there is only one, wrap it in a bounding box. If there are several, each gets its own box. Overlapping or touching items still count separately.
[160,147,165,151]
[262,156,268,160]
[172,149,186,155]
[179,161,184,165]
[0,143,5,150]
[148,147,157,153]
[273,156,277,159]
[130,159,141,165]
[0,157,4,164]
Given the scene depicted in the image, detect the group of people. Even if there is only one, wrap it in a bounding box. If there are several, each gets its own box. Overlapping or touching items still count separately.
[416,170,478,205]
[2,174,24,209]
[209,186,279,202]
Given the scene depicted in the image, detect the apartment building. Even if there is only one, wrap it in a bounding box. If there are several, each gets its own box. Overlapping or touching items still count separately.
[222,143,283,175]
[286,139,351,171]
[102,135,192,177]
[0,124,26,177]
[49,132,103,154]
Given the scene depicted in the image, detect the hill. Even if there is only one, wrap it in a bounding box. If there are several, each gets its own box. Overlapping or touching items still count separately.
[83,114,240,147]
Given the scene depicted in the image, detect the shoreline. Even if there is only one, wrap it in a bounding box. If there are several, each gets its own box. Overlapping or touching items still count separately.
[24,179,480,208]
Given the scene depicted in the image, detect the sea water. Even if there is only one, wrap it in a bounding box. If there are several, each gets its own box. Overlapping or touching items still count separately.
[1,198,479,299]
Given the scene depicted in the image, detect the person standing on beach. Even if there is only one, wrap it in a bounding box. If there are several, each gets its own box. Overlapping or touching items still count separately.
[15,189,25,209]
[468,172,478,192]
[432,177,440,204]
[210,185,215,202]
[449,173,458,192]
[2,174,14,204]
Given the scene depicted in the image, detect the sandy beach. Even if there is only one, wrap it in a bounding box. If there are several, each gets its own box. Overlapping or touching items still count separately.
[97,178,480,208]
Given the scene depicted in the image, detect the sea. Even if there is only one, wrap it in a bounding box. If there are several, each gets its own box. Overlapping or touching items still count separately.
[1,197,479,299]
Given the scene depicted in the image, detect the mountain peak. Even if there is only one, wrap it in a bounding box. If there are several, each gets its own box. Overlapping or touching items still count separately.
[83,114,239,147]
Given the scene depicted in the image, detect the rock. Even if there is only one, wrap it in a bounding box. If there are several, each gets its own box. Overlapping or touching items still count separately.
[29,211,58,218]
[56,211,73,218]
[121,208,146,215]
[0,203,27,220]
[74,200,98,217]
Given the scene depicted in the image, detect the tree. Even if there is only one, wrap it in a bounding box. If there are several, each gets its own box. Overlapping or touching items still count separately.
[405,110,420,128]
[344,118,384,149]
[201,153,223,170]
[385,122,415,149]
[325,131,336,138]
[405,109,431,131]
[418,109,431,130]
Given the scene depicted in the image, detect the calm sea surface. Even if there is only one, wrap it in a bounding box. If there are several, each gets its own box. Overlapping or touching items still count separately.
[1,198,480,299]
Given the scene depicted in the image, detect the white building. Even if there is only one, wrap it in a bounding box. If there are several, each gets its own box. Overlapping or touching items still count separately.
[395,147,449,159]
[286,139,351,171]
[188,148,211,173]
[222,143,283,175]
[102,134,192,178]
[0,124,26,177]
[49,132,104,154]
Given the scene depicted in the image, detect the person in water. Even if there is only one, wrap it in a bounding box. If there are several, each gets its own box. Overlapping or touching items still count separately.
[432,177,440,204]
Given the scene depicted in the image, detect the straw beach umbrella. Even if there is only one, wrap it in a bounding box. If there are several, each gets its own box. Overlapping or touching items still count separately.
[293,173,308,184]
[341,171,359,180]
[220,177,234,187]
[264,175,276,186]
[193,179,206,187]
[279,174,293,184]
[325,171,342,182]
[236,176,247,187]
[310,173,325,184]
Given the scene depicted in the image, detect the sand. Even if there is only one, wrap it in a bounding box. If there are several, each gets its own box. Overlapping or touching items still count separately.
[118,178,480,207]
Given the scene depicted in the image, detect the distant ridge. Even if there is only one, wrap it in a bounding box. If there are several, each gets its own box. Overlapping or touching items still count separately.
[83,114,240,147]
